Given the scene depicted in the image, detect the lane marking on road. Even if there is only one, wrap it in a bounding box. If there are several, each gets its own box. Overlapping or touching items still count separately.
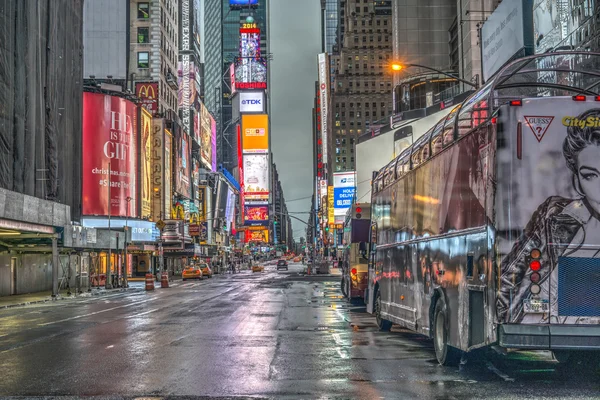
[38,299,151,326]
[486,361,515,382]
[106,345,114,349]
[125,308,159,318]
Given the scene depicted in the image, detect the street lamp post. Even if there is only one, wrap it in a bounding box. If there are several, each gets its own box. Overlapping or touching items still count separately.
[106,162,112,290]
[124,196,132,288]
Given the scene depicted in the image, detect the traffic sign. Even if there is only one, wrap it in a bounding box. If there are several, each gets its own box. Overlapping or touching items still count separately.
[156,219,166,231]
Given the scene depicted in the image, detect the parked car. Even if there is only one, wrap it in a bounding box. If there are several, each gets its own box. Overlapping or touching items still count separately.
[277,259,288,271]
[182,265,203,281]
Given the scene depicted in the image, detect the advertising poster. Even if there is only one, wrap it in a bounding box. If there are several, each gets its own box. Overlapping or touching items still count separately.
[151,118,165,221]
[225,188,236,231]
[135,82,158,115]
[175,129,191,199]
[82,92,137,217]
[327,186,334,223]
[164,129,173,216]
[200,103,212,169]
[140,108,153,219]
[234,25,267,90]
[241,114,269,153]
[333,171,356,216]
[198,185,207,243]
[246,229,268,243]
[243,154,269,199]
[193,107,201,145]
[244,204,269,227]
[318,53,329,160]
[211,115,218,172]
[192,158,200,199]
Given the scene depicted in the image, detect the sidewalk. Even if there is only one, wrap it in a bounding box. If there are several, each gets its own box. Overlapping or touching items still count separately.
[0,283,143,310]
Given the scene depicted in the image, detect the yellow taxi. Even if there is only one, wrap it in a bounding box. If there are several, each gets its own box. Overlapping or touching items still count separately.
[293,256,301,263]
[199,263,212,278]
[182,265,203,281]
[252,264,264,273]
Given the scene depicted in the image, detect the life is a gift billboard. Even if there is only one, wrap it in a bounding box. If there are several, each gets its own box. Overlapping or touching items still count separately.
[82,92,138,217]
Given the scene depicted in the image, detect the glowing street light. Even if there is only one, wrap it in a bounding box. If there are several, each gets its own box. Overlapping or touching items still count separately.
[391,64,403,71]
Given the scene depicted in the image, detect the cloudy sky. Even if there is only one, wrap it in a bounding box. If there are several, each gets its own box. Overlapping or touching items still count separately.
[270,0,321,241]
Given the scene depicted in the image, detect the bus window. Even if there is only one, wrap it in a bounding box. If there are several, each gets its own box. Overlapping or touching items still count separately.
[359,242,368,261]
[442,108,458,147]
[411,149,422,168]
[421,143,430,161]
[396,157,404,177]
[431,136,442,155]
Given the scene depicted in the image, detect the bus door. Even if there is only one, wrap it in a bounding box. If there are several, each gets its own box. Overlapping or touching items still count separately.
[366,223,377,313]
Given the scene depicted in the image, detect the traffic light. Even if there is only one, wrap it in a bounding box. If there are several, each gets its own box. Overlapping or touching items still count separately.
[325,226,329,232]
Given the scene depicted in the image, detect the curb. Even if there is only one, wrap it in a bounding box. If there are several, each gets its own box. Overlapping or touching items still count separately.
[0,286,141,310]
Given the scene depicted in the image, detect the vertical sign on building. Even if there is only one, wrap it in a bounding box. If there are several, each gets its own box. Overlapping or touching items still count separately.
[179,0,191,132]
[318,53,329,162]
[327,186,334,225]
[164,129,173,216]
[140,108,153,219]
[151,118,165,220]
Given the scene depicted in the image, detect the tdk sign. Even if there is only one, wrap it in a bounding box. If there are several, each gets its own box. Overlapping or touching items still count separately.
[239,91,265,113]
[241,99,262,105]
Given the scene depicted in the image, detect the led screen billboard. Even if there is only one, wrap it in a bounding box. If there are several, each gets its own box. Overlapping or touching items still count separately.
[230,0,258,6]
[135,82,158,115]
[333,171,356,217]
[241,114,269,153]
[234,25,267,90]
[82,92,137,217]
[244,204,269,227]
[140,108,153,219]
[245,228,268,243]
[243,154,269,200]
[164,130,173,215]
[175,130,191,199]
[200,103,213,169]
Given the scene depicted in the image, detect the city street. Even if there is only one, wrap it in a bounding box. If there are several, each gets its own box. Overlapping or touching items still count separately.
[0,262,598,399]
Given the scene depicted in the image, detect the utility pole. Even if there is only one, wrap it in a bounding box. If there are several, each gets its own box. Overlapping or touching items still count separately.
[124,196,132,288]
[106,161,112,289]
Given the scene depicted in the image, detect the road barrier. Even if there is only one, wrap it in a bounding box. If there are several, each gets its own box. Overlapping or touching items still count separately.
[145,274,155,291]
[161,273,169,288]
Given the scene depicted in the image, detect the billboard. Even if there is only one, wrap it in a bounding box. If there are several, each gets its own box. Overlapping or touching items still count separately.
[243,154,269,199]
[246,228,269,243]
[225,188,236,231]
[200,103,212,169]
[481,0,534,81]
[82,218,159,242]
[140,108,153,219]
[241,114,269,153]
[230,0,258,7]
[229,63,237,95]
[151,118,165,221]
[211,115,217,172]
[164,130,173,216]
[235,25,267,90]
[239,91,265,113]
[178,59,195,132]
[197,185,208,243]
[327,186,334,223]
[175,130,192,199]
[82,92,137,217]
[136,82,159,115]
[244,204,269,227]
[318,53,329,160]
[333,171,356,216]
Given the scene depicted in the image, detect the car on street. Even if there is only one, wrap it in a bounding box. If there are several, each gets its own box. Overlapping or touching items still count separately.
[199,263,212,278]
[252,265,264,273]
[276,259,288,271]
[182,265,203,281]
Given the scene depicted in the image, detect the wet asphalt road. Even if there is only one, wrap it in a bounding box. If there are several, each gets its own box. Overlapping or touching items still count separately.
[0,262,599,399]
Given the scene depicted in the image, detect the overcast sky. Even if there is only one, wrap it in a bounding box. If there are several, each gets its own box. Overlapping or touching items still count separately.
[270,0,321,241]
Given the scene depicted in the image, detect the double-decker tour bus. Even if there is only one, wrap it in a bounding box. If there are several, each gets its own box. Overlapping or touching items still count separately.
[341,203,371,301]
[366,52,600,365]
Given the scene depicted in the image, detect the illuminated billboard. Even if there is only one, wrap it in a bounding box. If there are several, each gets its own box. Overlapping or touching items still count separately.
[243,154,269,200]
[136,82,158,115]
[82,93,137,217]
[318,53,329,160]
[245,228,269,243]
[140,108,153,219]
[164,130,173,215]
[200,103,212,169]
[241,114,269,153]
[175,130,191,199]
[235,25,267,90]
[151,118,165,221]
[333,171,356,217]
[230,0,258,7]
[244,203,269,227]
[239,91,265,113]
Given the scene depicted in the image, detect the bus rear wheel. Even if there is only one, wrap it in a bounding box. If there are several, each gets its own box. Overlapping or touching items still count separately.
[375,291,392,331]
[433,298,461,366]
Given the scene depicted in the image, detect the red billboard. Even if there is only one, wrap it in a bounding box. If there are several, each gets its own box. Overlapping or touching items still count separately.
[135,82,158,115]
[175,129,192,199]
[82,92,138,217]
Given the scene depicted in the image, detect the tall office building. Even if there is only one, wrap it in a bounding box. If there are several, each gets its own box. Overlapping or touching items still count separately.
[332,0,393,172]
[391,0,458,112]
[203,0,223,116]
[323,0,340,53]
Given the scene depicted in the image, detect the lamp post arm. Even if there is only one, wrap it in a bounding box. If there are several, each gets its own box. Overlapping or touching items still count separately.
[405,63,479,89]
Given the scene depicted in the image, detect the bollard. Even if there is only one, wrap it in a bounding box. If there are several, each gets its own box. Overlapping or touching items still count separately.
[161,272,169,288]
[145,273,155,291]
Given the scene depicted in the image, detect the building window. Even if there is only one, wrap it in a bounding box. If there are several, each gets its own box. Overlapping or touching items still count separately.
[138,2,150,19]
[138,52,149,68]
[137,27,149,44]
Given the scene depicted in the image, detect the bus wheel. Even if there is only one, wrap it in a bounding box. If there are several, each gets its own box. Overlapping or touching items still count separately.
[375,291,392,331]
[433,298,461,366]
[341,277,348,298]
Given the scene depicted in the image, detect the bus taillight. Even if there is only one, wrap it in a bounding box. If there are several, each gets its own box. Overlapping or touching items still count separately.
[573,95,586,101]
[351,268,357,276]
[510,100,522,106]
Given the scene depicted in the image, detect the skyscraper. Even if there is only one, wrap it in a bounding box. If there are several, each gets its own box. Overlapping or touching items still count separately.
[332,0,393,172]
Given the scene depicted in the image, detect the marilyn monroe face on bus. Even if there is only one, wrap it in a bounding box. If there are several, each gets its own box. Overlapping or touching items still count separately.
[576,146,600,214]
